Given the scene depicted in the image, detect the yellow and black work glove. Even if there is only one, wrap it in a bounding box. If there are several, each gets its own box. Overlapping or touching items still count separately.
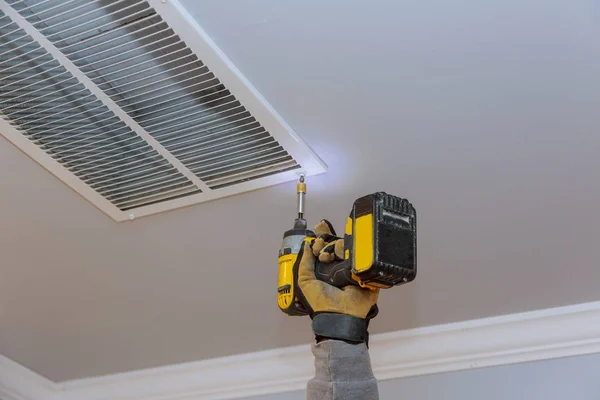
[296,220,379,344]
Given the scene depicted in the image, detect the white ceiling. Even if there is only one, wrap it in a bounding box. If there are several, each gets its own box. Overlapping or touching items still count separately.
[1,0,600,382]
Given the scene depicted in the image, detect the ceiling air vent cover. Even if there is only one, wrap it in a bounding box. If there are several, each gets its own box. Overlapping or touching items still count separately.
[0,0,325,221]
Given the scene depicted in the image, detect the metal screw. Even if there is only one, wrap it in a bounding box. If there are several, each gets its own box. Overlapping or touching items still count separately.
[129,214,135,220]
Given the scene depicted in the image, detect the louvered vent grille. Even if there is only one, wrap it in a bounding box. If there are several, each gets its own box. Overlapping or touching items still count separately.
[6,0,300,189]
[0,9,201,211]
[0,0,325,221]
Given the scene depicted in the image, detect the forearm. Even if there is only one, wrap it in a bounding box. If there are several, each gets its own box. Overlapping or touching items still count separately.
[307,340,378,400]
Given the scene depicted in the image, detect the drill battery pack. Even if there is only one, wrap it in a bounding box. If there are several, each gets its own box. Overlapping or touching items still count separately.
[346,192,417,288]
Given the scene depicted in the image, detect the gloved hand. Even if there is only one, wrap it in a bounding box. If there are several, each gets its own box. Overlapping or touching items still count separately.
[296,220,379,344]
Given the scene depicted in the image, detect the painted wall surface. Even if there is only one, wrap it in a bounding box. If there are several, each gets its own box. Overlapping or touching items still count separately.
[248,354,600,400]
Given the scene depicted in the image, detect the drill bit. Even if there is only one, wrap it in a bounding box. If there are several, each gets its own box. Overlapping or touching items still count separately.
[297,174,306,220]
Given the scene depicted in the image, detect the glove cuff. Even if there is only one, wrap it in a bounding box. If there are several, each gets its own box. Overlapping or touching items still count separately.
[312,313,368,343]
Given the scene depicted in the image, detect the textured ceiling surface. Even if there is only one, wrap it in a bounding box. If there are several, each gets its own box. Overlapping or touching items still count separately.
[1,0,600,382]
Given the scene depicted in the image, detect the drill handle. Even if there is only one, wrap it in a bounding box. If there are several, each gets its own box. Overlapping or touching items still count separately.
[314,233,357,288]
[314,258,357,288]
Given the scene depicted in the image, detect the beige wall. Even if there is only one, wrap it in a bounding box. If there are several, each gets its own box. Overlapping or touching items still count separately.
[249,354,600,400]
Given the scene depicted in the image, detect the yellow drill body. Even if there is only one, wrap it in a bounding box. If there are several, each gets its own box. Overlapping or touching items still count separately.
[277,176,417,317]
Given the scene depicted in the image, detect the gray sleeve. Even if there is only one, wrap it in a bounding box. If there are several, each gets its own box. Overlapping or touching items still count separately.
[307,340,379,400]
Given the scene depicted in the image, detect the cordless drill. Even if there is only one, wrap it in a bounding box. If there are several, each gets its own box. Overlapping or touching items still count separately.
[277,176,417,316]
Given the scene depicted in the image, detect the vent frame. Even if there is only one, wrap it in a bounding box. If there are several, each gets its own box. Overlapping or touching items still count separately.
[0,0,326,221]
